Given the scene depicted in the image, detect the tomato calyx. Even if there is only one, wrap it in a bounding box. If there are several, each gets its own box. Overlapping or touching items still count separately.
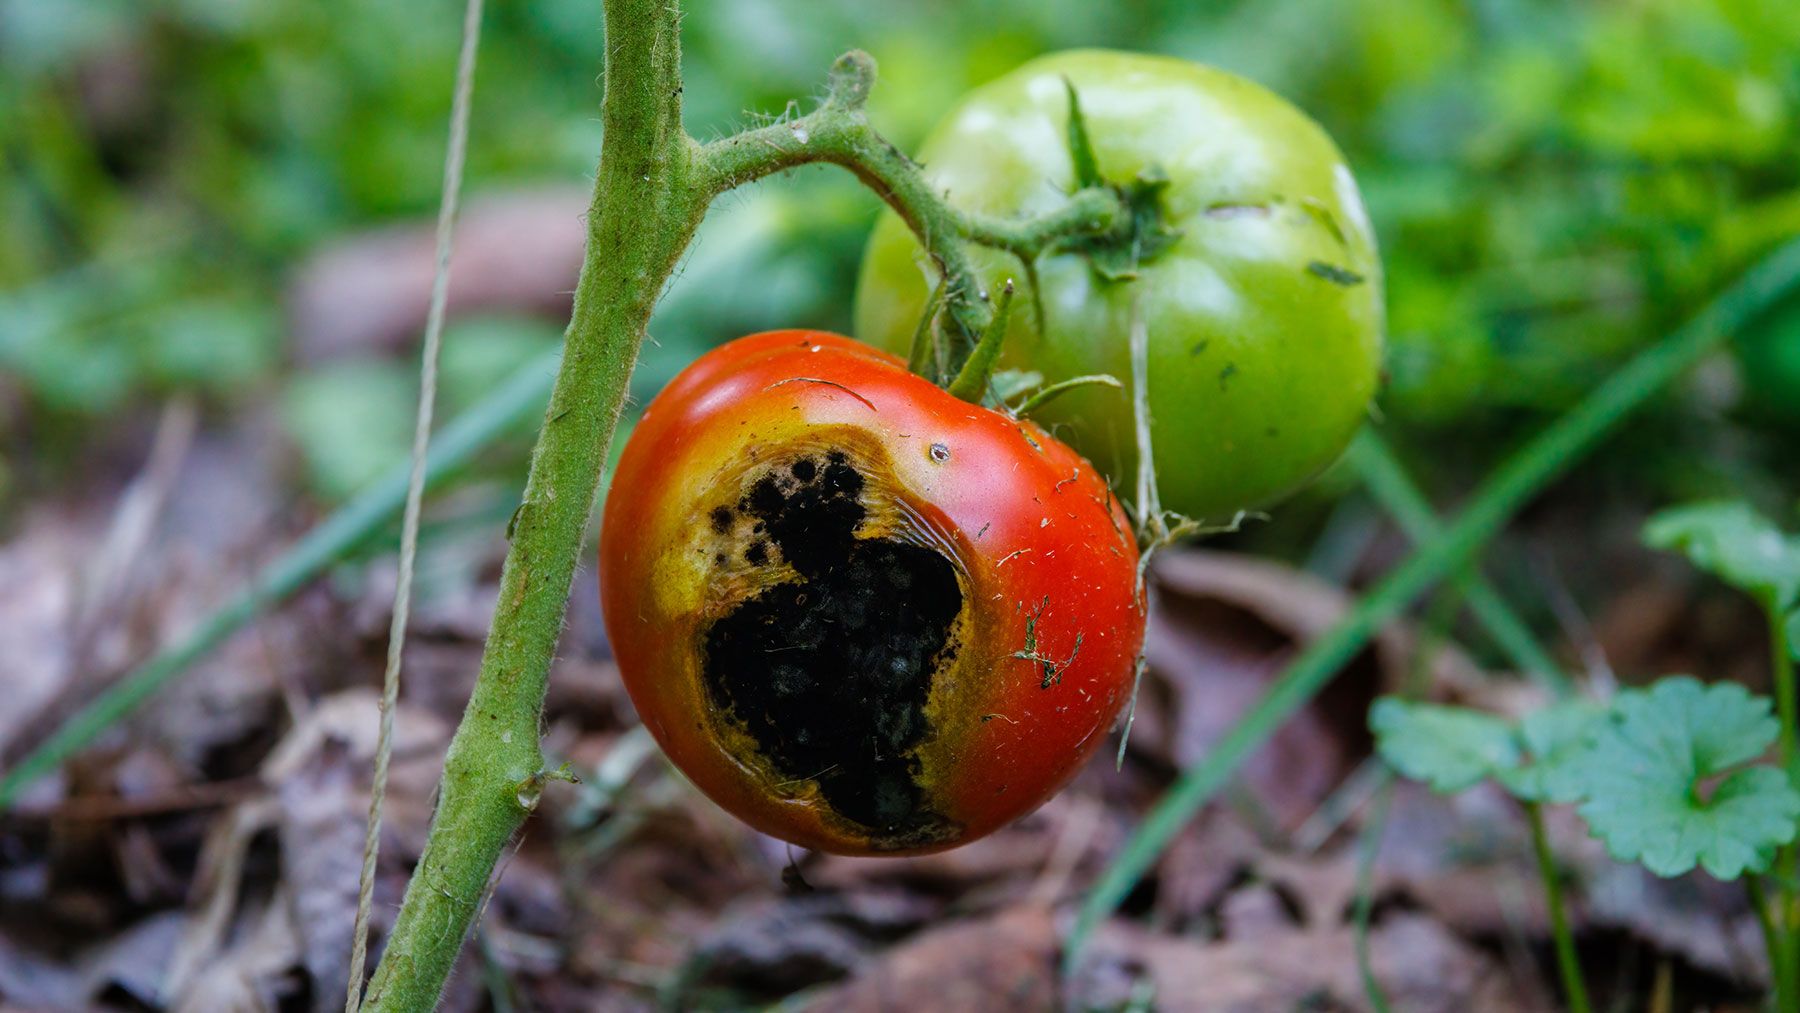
[940,283,1129,423]
[946,279,1017,404]
[1054,169,1182,282]
[906,82,1175,404]
[1049,79,1181,283]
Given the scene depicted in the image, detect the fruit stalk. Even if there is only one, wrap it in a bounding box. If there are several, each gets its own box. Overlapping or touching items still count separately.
[698,62,1121,377]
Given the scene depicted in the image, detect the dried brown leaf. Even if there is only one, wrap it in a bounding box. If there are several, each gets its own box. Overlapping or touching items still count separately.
[1073,913,1537,1012]
[672,890,939,1004]
[287,187,591,361]
[799,905,1058,1012]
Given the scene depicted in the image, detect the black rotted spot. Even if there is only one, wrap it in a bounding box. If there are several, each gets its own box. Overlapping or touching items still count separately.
[701,452,962,840]
[710,506,735,533]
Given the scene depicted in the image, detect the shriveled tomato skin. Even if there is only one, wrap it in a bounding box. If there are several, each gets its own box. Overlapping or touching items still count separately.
[599,331,1142,855]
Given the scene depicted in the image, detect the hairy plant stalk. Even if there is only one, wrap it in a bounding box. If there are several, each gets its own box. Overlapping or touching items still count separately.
[699,63,1120,363]
[361,0,703,1005]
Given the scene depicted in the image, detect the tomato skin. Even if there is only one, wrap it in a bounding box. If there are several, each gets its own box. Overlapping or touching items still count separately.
[599,331,1142,855]
[854,50,1384,520]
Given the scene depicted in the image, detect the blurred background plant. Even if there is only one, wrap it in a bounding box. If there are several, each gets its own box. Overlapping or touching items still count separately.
[5,1,1800,1007]
[5,0,1797,511]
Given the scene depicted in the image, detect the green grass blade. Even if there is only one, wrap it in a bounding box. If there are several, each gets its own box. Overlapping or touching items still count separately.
[1064,236,1800,973]
[1527,800,1593,1012]
[0,350,561,808]
[1346,431,1571,695]
[1353,774,1396,1013]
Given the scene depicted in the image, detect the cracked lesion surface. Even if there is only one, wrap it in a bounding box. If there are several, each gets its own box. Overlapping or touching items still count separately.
[700,449,964,844]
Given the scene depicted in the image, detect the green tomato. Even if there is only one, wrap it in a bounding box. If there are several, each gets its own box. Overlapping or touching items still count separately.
[854,50,1384,520]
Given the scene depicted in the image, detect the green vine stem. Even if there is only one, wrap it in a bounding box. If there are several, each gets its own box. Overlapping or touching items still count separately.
[1750,876,1796,1009]
[361,6,1123,1008]
[699,53,1120,366]
[947,279,1014,402]
[1767,594,1799,994]
[361,2,703,1003]
[1769,593,1796,780]
[1526,801,1592,1013]
[1010,374,1123,417]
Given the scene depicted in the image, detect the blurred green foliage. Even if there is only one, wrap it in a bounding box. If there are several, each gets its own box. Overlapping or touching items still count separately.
[2,0,1797,504]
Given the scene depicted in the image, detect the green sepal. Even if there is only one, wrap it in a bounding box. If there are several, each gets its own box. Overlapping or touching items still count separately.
[1063,77,1103,190]
[1054,80,1180,282]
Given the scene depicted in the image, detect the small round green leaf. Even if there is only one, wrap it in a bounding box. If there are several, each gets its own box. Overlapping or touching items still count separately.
[1497,702,1605,803]
[1644,501,1800,609]
[1573,677,1800,880]
[1370,698,1519,794]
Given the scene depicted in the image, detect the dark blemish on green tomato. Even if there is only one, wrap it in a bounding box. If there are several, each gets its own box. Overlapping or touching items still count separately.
[1305,260,1365,286]
[1203,202,1270,220]
[1299,196,1348,247]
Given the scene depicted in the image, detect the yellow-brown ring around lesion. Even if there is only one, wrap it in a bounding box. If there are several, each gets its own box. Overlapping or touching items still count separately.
[665,425,981,849]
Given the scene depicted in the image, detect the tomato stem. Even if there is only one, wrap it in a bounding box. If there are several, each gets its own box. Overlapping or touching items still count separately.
[947,279,1014,403]
[956,188,1121,261]
[1011,373,1124,417]
[362,0,709,1006]
[904,274,948,379]
[697,53,1121,380]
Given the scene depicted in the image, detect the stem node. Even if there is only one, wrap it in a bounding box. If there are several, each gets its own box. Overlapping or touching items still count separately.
[827,49,876,110]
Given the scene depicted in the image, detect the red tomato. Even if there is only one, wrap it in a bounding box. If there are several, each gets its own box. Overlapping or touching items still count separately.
[599,331,1143,854]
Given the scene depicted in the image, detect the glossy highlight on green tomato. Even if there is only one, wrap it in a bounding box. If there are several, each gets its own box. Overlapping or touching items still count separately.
[855,49,1385,520]
[598,332,1144,854]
